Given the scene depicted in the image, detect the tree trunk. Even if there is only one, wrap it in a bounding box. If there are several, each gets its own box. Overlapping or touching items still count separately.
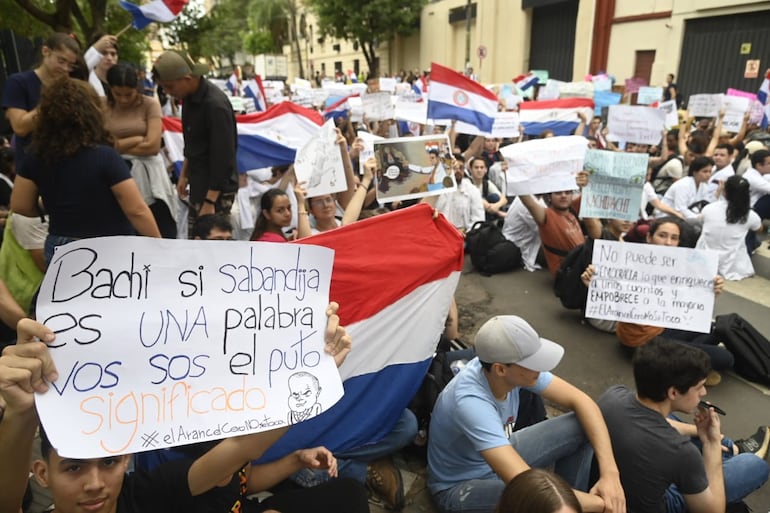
[361,40,377,76]
[289,10,304,79]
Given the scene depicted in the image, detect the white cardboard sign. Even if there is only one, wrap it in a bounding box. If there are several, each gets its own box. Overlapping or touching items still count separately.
[293,119,347,198]
[607,105,665,145]
[35,237,341,458]
[501,136,587,195]
[586,240,718,332]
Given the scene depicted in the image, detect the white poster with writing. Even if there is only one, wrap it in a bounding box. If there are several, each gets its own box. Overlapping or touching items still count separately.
[586,240,718,332]
[501,136,587,195]
[362,92,395,121]
[293,119,347,198]
[35,238,341,458]
[607,105,665,145]
[581,150,647,221]
[451,111,521,138]
[687,94,723,117]
[658,100,679,128]
[721,95,750,133]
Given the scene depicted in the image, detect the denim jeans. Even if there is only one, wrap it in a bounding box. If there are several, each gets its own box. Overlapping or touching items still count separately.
[291,408,418,486]
[433,412,593,513]
[44,234,79,267]
[664,452,769,512]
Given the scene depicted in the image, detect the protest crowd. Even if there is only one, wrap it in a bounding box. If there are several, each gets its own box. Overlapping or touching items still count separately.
[4,26,770,513]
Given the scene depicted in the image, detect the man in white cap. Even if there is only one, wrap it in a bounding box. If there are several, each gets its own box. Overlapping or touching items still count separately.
[427,315,625,513]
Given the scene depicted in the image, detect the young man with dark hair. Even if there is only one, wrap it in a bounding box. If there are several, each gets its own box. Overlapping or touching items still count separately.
[0,307,352,513]
[192,213,234,240]
[598,338,769,513]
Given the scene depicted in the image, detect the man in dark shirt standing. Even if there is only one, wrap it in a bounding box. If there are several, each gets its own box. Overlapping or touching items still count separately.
[153,50,238,238]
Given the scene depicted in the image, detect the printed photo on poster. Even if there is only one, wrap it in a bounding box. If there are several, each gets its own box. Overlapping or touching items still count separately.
[373,135,456,203]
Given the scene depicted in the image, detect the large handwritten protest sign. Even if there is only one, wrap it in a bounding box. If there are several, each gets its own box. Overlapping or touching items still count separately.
[374,135,455,203]
[294,119,347,198]
[585,240,718,332]
[501,136,586,195]
[658,100,679,128]
[35,238,341,458]
[721,95,750,133]
[362,92,395,121]
[581,150,647,221]
[688,94,722,117]
[607,105,665,145]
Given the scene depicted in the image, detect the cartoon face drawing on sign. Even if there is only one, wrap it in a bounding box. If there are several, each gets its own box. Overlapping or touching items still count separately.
[287,371,323,424]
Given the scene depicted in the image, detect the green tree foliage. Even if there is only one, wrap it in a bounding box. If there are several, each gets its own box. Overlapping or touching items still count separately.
[249,0,303,77]
[0,0,149,67]
[306,0,426,75]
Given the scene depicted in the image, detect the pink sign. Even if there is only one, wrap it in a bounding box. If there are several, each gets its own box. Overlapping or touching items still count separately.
[624,77,648,94]
[726,88,757,101]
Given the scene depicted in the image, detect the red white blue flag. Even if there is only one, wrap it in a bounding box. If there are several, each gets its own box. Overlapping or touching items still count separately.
[519,98,595,137]
[427,62,498,132]
[243,76,267,111]
[162,102,323,173]
[119,0,189,30]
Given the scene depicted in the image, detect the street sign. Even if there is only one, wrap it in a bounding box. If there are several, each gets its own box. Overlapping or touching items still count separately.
[477,45,488,60]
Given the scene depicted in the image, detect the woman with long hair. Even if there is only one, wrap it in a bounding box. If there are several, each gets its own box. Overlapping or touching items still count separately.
[10,77,160,264]
[250,188,294,242]
[495,469,582,513]
[2,32,80,167]
[696,175,761,280]
[104,62,178,238]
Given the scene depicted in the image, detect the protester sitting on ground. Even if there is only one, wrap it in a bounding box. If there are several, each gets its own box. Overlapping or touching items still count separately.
[598,338,769,513]
[10,77,161,265]
[302,158,376,236]
[495,468,583,513]
[502,197,544,272]
[251,187,306,242]
[433,155,485,235]
[640,165,685,221]
[581,216,734,384]
[192,213,234,240]
[518,171,595,276]
[743,149,770,222]
[2,33,81,169]
[427,315,625,513]
[704,143,735,203]
[660,156,713,220]
[488,161,508,200]
[0,304,354,513]
[103,62,178,238]
[696,175,761,280]
[468,157,507,220]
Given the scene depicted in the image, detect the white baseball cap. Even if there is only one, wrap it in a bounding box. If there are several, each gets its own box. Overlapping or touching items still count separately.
[475,316,564,372]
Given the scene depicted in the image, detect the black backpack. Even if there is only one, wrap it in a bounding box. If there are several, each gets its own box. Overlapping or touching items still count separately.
[466,221,522,276]
[713,313,770,386]
[552,239,594,310]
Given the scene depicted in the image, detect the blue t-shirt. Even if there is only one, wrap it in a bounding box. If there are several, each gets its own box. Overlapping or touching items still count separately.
[427,357,553,493]
[1,70,42,167]
[19,145,135,238]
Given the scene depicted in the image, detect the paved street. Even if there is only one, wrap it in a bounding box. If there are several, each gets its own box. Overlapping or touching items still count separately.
[373,258,770,513]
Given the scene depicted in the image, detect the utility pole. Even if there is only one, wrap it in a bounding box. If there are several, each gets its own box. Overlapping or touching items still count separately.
[464,0,471,70]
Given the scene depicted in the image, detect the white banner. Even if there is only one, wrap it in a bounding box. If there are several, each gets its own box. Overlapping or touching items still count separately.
[35,238,341,458]
[607,105,665,145]
[293,119,347,198]
[501,135,587,195]
[586,240,718,332]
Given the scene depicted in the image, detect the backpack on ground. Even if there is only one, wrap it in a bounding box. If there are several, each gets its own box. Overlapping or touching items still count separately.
[650,154,683,195]
[713,313,770,386]
[465,220,522,276]
[553,239,594,310]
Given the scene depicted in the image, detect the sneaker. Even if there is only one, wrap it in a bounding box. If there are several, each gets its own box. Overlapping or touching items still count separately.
[735,426,770,459]
[704,370,721,386]
[366,458,405,510]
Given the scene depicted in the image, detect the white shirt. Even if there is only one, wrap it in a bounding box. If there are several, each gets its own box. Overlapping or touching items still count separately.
[639,182,658,220]
[696,200,761,280]
[660,176,708,219]
[435,179,485,232]
[742,167,770,207]
[502,197,543,272]
[704,164,734,203]
[85,46,107,97]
